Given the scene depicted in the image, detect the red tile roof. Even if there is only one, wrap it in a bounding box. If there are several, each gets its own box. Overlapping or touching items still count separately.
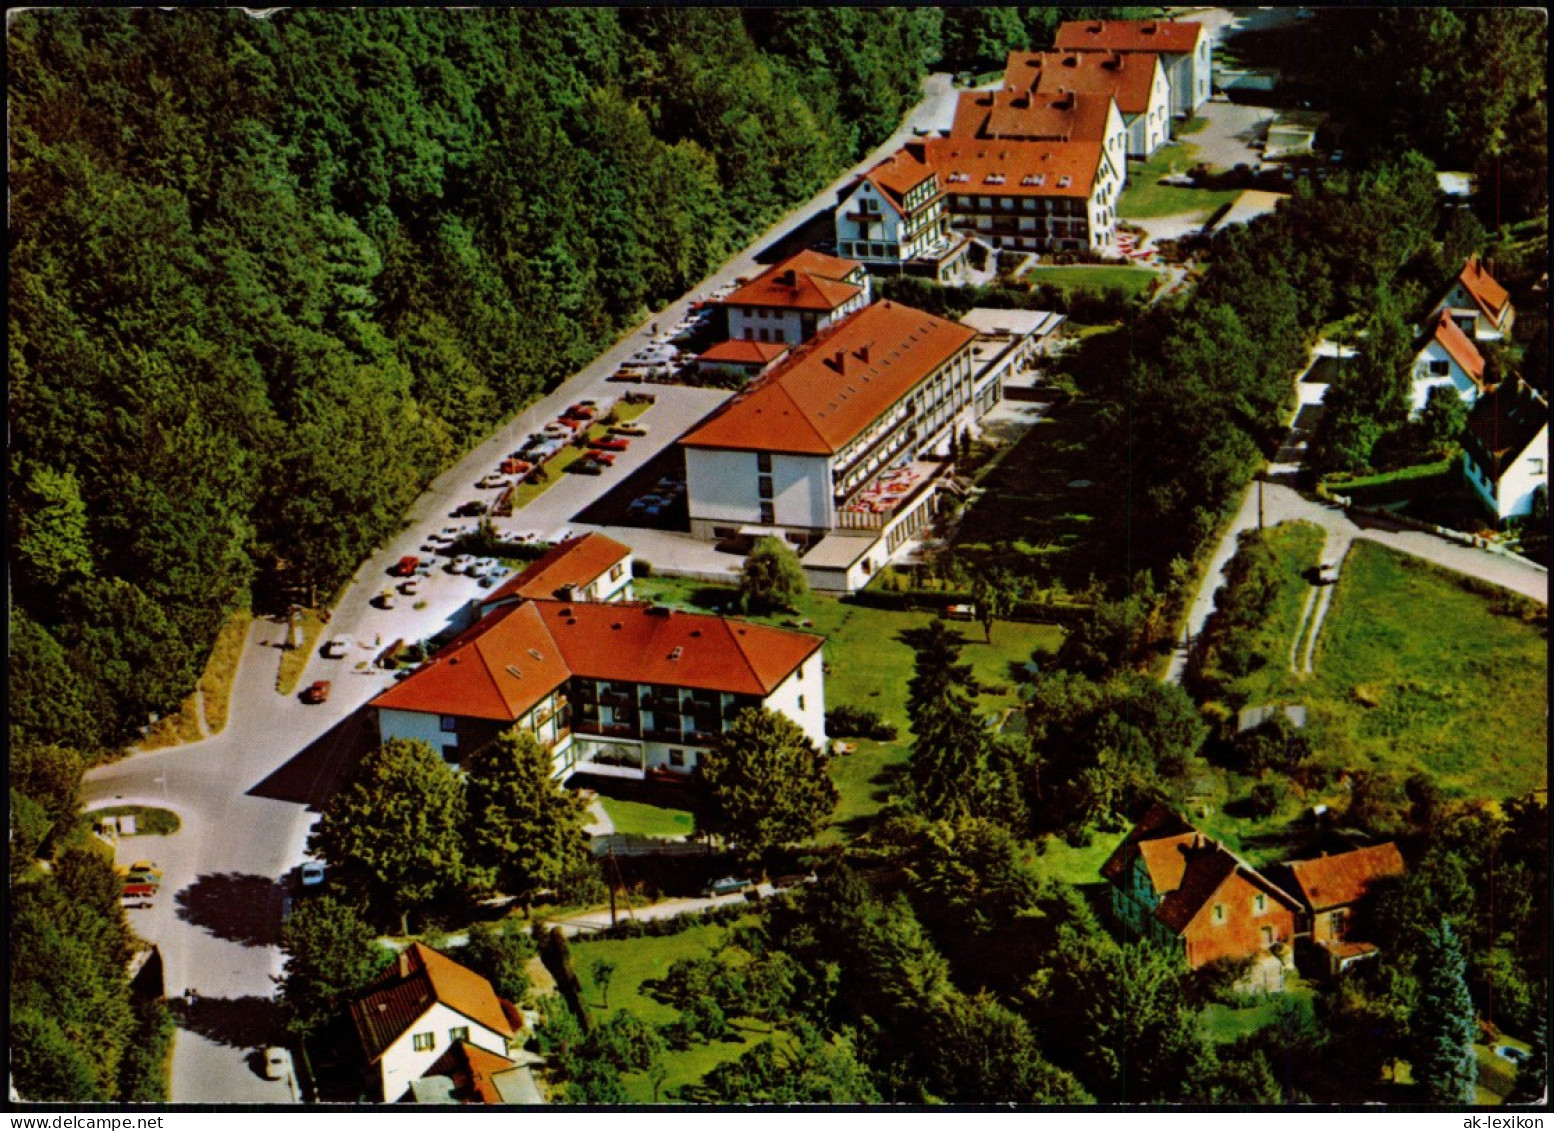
[351,944,518,1065]
[532,600,822,697]
[1464,379,1548,479]
[1458,255,1512,326]
[1284,843,1406,913]
[698,339,792,365]
[722,250,864,313]
[850,143,939,210]
[422,1041,519,1105]
[1004,50,1163,116]
[680,300,978,455]
[924,138,1104,198]
[1055,19,1205,55]
[950,88,1117,144]
[370,600,823,722]
[1102,804,1302,935]
[480,532,630,607]
[370,601,570,722]
[1423,310,1487,389]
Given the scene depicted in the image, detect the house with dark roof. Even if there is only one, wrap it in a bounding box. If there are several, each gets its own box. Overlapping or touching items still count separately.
[1054,18,1212,117]
[350,943,526,1103]
[1411,309,1487,415]
[680,299,979,572]
[1463,378,1549,523]
[923,137,1121,254]
[1003,50,1172,158]
[371,594,825,780]
[719,250,872,347]
[1100,804,1303,972]
[1429,256,1515,342]
[480,532,633,612]
[833,142,969,279]
[1275,843,1405,977]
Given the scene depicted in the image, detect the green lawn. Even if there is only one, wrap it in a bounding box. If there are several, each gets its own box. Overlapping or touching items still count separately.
[1032,830,1127,886]
[633,577,1063,837]
[1118,141,1241,220]
[599,796,694,839]
[572,918,775,1102]
[1024,264,1162,299]
[86,805,181,837]
[955,327,1135,591]
[1215,537,1547,802]
[1198,980,1315,1045]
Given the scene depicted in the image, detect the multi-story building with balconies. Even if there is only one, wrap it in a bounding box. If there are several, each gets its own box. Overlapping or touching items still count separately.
[833,142,969,280]
[370,596,825,782]
[1053,18,1211,119]
[924,137,1119,253]
[949,86,1128,200]
[680,299,979,568]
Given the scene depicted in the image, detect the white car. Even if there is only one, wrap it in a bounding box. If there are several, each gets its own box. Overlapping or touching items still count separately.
[264,1046,294,1081]
[300,861,325,887]
[451,555,475,574]
[466,559,490,579]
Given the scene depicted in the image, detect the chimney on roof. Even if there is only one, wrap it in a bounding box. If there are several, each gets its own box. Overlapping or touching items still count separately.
[853,344,871,363]
[399,951,411,978]
[824,349,846,374]
[1144,21,1158,34]
[557,584,577,602]
[777,269,797,288]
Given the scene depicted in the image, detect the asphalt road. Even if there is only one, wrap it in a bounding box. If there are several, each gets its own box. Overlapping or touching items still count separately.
[80,71,962,1105]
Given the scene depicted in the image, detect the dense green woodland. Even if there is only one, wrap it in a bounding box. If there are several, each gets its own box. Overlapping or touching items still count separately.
[7,6,948,751]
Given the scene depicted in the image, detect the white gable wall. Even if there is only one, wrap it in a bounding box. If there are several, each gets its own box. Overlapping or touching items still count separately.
[1467,423,1549,521]
[1411,339,1479,415]
[377,1000,510,1102]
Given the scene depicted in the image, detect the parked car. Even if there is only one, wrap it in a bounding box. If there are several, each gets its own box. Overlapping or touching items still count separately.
[466,559,490,579]
[121,892,154,910]
[376,588,397,609]
[1315,561,1339,585]
[124,869,161,887]
[400,578,420,596]
[301,680,332,704]
[703,876,754,897]
[321,636,352,659]
[477,473,509,489]
[128,860,162,879]
[393,555,419,577]
[1496,1046,1529,1065]
[451,555,475,574]
[121,881,157,901]
[453,500,486,517]
[592,436,630,452]
[299,861,325,888]
[586,450,617,467]
[571,460,604,475]
[611,423,649,437]
[944,603,976,621]
[264,1046,294,1081]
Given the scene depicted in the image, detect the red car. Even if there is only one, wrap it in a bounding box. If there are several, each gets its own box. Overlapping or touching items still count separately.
[393,555,419,577]
[566,402,597,418]
[301,680,332,704]
[591,436,630,452]
[499,458,532,475]
[586,450,617,467]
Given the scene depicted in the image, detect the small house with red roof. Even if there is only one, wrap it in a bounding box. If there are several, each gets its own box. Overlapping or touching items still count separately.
[834,142,969,279]
[696,339,792,383]
[1054,18,1212,117]
[371,594,825,780]
[1276,843,1406,977]
[1412,309,1488,415]
[680,299,978,560]
[1429,256,1515,342]
[1003,50,1172,158]
[923,137,1121,254]
[480,532,633,612]
[1463,378,1549,523]
[350,943,528,1103]
[1101,804,1303,972]
[720,250,872,347]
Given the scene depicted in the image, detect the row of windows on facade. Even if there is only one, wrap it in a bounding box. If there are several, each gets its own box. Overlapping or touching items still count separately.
[412,1026,471,1053]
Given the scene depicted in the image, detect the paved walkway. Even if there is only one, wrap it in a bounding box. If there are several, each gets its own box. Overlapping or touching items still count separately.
[1167,480,1547,684]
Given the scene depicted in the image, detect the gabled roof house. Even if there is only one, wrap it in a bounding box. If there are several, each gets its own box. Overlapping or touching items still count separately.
[718,250,872,347]
[1003,50,1172,158]
[1101,804,1303,971]
[1462,378,1549,523]
[1277,843,1406,977]
[1411,309,1487,415]
[1429,255,1515,342]
[350,943,527,1103]
[834,142,967,279]
[480,532,633,611]
[1054,18,1212,117]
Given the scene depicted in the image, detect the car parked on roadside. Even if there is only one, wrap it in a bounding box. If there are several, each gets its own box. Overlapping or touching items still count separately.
[393,555,419,577]
[301,680,332,704]
[264,1046,294,1081]
[611,423,649,437]
[451,555,474,574]
[703,876,753,897]
[400,578,420,595]
[592,436,630,452]
[453,500,486,517]
[477,473,509,489]
[299,861,325,888]
[321,635,352,659]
